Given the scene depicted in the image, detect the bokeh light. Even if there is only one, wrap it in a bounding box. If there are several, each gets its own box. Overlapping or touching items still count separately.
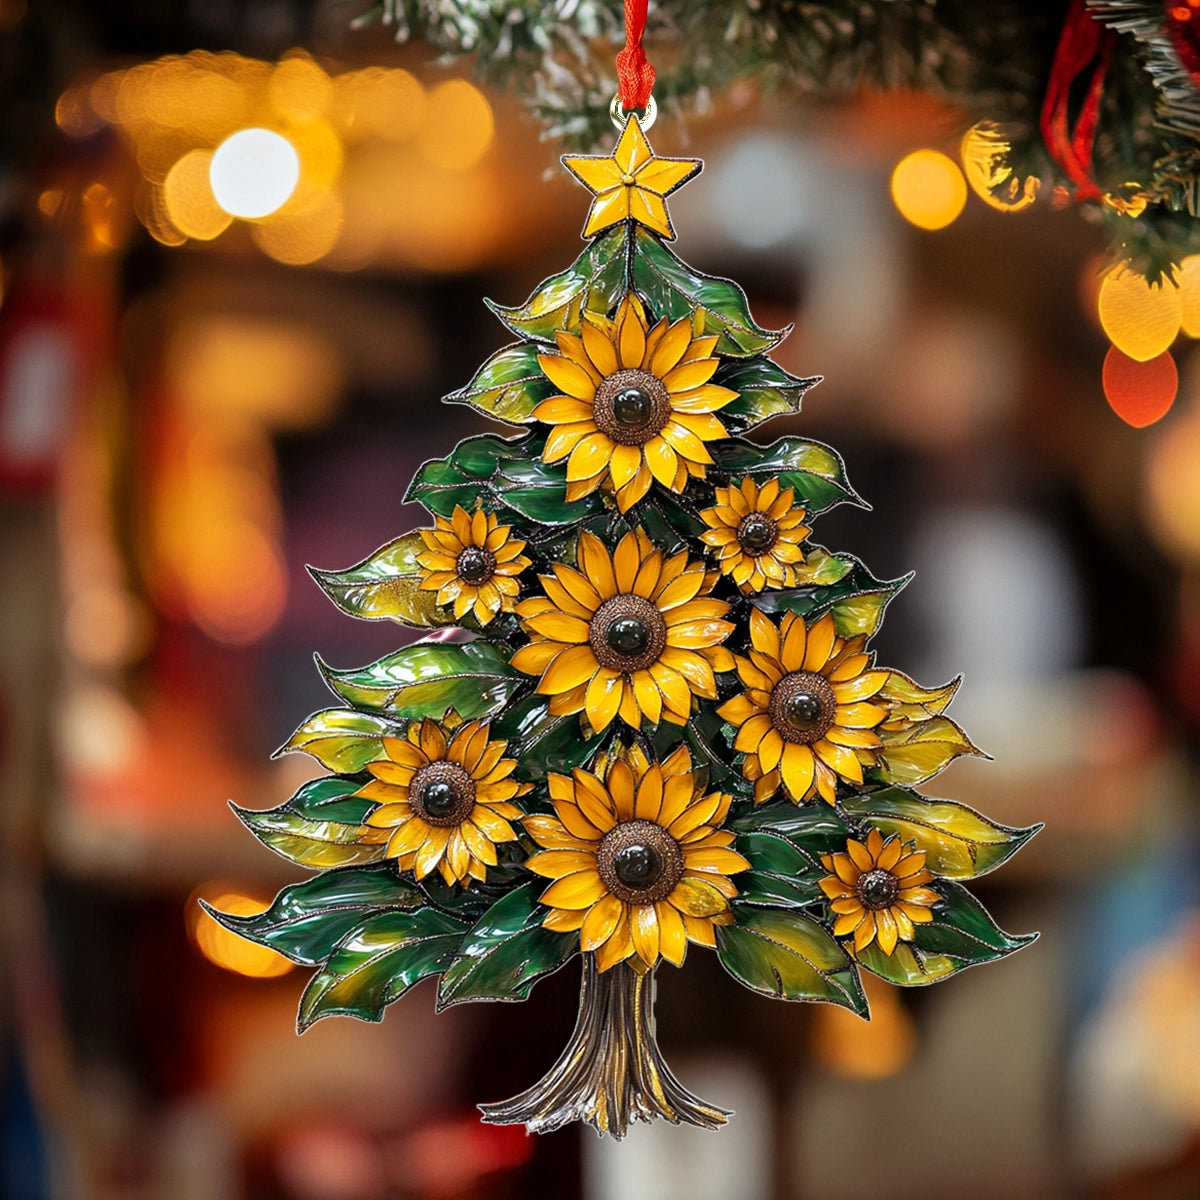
[890,149,967,231]
[1179,255,1200,338]
[163,150,233,240]
[1145,410,1200,559]
[1098,267,1181,361]
[188,884,293,978]
[1103,346,1178,427]
[210,128,300,218]
[417,80,494,171]
[960,121,1039,212]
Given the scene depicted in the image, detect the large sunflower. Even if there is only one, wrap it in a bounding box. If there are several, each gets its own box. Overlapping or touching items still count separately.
[524,745,750,970]
[534,292,738,512]
[699,477,811,593]
[357,716,530,885]
[716,610,889,805]
[416,503,531,626]
[819,829,939,956]
[511,529,735,733]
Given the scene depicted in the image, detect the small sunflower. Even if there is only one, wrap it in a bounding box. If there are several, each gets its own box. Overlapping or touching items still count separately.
[534,292,738,513]
[511,528,735,733]
[716,610,889,805]
[357,716,530,885]
[524,745,750,970]
[699,477,811,593]
[819,829,939,956]
[416,504,531,626]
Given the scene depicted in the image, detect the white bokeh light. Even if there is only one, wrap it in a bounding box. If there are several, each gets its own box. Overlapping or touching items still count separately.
[209,128,300,219]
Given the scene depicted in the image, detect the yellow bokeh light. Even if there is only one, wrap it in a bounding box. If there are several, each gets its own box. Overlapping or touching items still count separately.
[188,885,293,979]
[890,149,968,231]
[1145,410,1200,560]
[210,128,300,219]
[1098,267,1181,362]
[1179,255,1200,338]
[334,67,425,142]
[269,54,333,120]
[252,190,344,266]
[960,122,1039,212]
[418,80,494,171]
[287,116,344,191]
[164,150,234,241]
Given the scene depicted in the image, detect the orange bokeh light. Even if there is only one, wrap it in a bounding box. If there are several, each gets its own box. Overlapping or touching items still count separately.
[188,884,293,978]
[1102,346,1178,428]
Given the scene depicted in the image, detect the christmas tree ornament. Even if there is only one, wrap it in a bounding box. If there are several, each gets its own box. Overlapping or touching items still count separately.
[210,11,1039,1139]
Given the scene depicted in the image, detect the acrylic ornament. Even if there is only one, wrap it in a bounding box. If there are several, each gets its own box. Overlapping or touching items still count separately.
[209,112,1039,1139]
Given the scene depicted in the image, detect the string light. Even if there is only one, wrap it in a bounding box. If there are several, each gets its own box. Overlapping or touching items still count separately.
[890,149,967,231]
[1097,267,1181,361]
[1102,346,1177,427]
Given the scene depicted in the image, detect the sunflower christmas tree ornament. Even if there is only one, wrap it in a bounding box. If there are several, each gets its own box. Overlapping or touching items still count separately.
[208,11,1038,1140]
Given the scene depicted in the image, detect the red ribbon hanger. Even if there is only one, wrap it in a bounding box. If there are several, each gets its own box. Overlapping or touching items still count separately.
[616,0,656,111]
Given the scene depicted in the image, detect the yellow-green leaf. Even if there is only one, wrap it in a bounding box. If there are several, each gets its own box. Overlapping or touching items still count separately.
[879,716,986,785]
[278,708,399,774]
[854,940,959,986]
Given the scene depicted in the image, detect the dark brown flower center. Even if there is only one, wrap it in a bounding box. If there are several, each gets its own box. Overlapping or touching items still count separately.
[456,546,496,585]
[410,761,476,827]
[768,670,836,745]
[589,594,667,673]
[737,513,779,556]
[592,368,672,446]
[855,867,899,911]
[596,818,684,905]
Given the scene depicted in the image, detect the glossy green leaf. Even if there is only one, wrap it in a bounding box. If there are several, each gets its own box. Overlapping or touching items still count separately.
[912,880,1038,962]
[790,546,855,588]
[318,640,522,721]
[298,908,467,1030]
[839,787,1041,879]
[717,907,867,1015]
[492,455,604,525]
[232,777,385,870]
[710,437,863,514]
[277,708,400,774]
[487,225,629,341]
[730,800,851,858]
[717,357,822,431]
[492,695,599,782]
[436,881,577,1009]
[755,558,911,638]
[444,342,557,425]
[631,227,786,357]
[202,865,422,966]
[734,832,825,908]
[879,716,986,785]
[854,940,960,986]
[308,532,452,629]
[405,434,529,517]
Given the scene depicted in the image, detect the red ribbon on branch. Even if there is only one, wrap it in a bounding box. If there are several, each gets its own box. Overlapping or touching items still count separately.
[616,0,656,111]
[1040,0,1116,202]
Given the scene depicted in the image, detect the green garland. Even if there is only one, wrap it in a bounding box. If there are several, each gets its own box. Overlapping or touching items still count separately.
[360,0,1200,283]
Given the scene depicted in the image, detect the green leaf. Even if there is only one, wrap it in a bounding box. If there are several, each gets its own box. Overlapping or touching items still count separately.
[492,455,604,525]
[232,777,386,870]
[443,342,557,425]
[710,437,864,514]
[492,695,599,782]
[487,225,630,341]
[298,908,467,1030]
[717,907,867,1014]
[405,434,527,518]
[674,705,742,790]
[879,717,986,785]
[912,881,1038,962]
[717,357,822,431]
[755,558,911,638]
[318,640,523,721]
[730,801,851,858]
[277,708,400,774]
[308,532,453,629]
[631,227,786,357]
[838,787,1041,879]
[202,865,423,966]
[735,830,826,908]
[854,940,961,987]
[436,881,577,1009]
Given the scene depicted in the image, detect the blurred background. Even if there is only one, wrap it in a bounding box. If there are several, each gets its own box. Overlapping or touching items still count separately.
[2,2,1199,1198]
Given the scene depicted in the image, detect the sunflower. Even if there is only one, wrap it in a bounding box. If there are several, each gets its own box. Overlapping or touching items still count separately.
[716,610,889,805]
[534,292,738,513]
[357,716,531,885]
[416,504,531,626]
[511,528,735,733]
[699,477,811,593]
[819,829,939,956]
[524,745,750,970]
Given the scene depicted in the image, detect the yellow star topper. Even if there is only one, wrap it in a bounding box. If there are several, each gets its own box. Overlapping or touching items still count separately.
[562,115,701,241]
